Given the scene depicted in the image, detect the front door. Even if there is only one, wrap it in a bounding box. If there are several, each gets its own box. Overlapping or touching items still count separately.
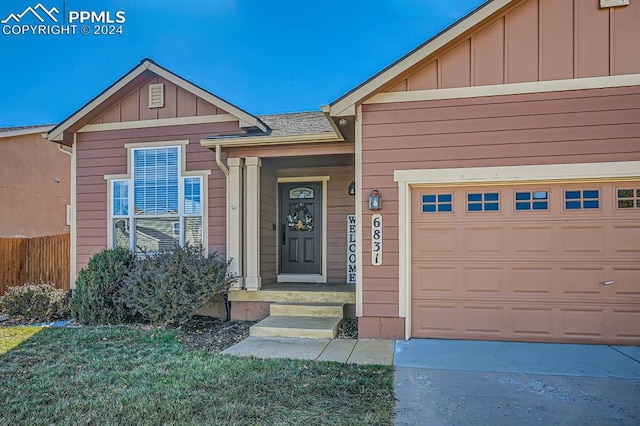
[279,182,322,276]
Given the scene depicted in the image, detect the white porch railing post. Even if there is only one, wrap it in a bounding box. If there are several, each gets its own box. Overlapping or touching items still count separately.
[227,157,244,289]
[245,157,262,291]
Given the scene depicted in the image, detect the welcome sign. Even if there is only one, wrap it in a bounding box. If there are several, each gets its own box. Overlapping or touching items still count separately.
[347,214,356,284]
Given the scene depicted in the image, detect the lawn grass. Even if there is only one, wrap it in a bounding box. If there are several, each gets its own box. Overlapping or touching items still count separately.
[0,326,42,355]
[0,327,394,425]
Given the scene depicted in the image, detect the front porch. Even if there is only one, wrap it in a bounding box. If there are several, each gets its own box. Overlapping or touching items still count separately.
[224,153,357,324]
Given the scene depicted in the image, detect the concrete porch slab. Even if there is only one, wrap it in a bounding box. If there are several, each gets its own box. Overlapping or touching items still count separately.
[222,336,331,360]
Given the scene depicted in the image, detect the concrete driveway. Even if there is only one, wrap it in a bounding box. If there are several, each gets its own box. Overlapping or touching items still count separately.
[394,340,640,425]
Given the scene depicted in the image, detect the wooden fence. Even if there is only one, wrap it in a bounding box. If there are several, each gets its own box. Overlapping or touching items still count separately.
[0,234,70,297]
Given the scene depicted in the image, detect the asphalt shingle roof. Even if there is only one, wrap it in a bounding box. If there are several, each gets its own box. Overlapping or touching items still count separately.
[0,124,53,133]
[257,111,334,137]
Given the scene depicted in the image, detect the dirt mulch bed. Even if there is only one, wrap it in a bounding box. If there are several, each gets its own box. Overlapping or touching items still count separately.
[172,317,258,352]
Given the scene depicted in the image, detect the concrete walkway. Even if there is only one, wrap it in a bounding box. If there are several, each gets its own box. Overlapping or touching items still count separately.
[221,336,394,364]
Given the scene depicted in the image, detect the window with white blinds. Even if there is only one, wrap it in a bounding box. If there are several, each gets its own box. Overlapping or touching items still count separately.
[110,145,204,253]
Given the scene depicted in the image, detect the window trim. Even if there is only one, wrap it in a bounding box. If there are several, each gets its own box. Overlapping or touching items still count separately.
[105,140,211,254]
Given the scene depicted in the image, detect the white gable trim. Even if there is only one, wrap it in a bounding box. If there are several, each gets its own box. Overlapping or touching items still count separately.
[78,114,238,133]
[329,0,515,117]
[366,74,640,105]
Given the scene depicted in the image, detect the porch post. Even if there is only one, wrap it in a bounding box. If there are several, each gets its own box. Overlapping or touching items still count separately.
[227,157,244,289]
[245,157,262,290]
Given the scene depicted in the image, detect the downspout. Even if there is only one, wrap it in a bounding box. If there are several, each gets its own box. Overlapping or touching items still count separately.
[215,144,229,176]
[215,143,232,319]
[70,133,77,291]
[58,144,72,156]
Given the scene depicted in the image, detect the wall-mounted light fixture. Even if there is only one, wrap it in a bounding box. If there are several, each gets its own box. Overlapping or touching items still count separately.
[348,181,356,196]
[338,118,348,127]
[368,189,382,211]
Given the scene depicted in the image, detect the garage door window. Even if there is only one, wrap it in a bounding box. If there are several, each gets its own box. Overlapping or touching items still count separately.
[617,189,640,209]
[565,189,599,210]
[467,192,499,212]
[515,191,549,211]
[422,194,453,213]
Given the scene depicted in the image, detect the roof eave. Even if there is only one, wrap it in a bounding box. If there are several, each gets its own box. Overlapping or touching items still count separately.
[200,132,344,148]
[0,125,55,139]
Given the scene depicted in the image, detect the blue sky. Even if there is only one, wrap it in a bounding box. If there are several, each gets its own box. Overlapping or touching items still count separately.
[0,0,486,127]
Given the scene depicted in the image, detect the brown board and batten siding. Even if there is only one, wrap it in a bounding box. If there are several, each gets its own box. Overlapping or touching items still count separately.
[386,0,640,93]
[359,85,640,338]
[90,75,230,123]
[75,122,239,273]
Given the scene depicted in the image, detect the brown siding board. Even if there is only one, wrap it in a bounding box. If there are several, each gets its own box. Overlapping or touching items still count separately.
[473,17,505,86]
[196,98,217,116]
[576,0,611,78]
[120,90,140,122]
[539,0,574,81]
[441,40,471,88]
[505,0,539,83]
[158,77,178,119]
[363,139,640,165]
[612,1,640,75]
[362,302,400,318]
[176,86,197,117]
[362,123,640,152]
[408,62,438,90]
[363,108,640,139]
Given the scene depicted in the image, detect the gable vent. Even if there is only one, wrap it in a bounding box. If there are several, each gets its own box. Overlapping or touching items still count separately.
[600,0,629,7]
[148,83,164,108]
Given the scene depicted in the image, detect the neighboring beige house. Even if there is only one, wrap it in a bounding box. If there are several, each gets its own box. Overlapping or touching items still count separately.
[49,0,639,344]
[0,126,71,237]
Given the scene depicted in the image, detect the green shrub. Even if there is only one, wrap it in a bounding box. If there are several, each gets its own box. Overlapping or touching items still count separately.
[0,282,70,322]
[70,247,137,325]
[122,245,235,325]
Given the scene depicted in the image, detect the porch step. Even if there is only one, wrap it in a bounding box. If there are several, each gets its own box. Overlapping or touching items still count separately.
[250,316,343,339]
[270,302,346,318]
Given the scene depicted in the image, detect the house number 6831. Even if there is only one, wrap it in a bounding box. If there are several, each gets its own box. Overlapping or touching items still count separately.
[371,214,382,266]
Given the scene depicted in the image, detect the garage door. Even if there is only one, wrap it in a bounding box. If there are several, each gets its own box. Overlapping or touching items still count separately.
[411,181,640,344]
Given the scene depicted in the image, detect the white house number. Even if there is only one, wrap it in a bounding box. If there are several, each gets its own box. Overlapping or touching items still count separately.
[371,214,382,266]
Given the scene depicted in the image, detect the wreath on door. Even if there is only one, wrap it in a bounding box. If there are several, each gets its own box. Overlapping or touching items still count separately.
[287,203,313,231]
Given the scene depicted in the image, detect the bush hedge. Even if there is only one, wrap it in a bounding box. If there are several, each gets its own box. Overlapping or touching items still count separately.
[122,245,234,325]
[0,282,69,323]
[69,245,234,326]
[70,247,137,325]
